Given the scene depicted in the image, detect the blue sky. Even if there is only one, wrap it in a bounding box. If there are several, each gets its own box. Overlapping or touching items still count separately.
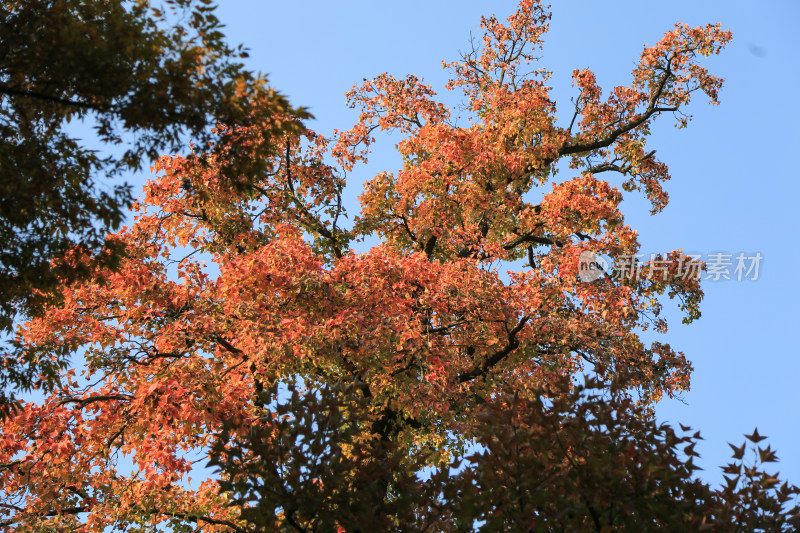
[140,1,800,483]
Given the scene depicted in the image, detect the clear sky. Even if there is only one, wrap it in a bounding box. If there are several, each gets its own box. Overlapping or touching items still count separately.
[138,1,800,484]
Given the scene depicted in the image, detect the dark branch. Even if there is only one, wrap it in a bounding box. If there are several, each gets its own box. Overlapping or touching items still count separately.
[423,235,437,258]
[57,394,133,407]
[559,56,677,157]
[504,233,563,250]
[458,316,530,382]
[0,84,107,111]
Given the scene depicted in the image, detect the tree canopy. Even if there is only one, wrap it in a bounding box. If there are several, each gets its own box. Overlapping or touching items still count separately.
[1,1,797,530]
[0,0,303,335]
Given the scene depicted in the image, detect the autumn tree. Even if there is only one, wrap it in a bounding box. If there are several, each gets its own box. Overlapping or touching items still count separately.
[210,374,800,531]
[1,1,797,530]
[0,0,303,347]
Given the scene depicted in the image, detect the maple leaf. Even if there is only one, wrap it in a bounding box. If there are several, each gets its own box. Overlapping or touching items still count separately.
[729,441,747,460]
[745,428,768,443]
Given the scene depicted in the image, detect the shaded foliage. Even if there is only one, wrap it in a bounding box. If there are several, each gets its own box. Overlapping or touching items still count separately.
[213,375,800,531]
[210,381,429,532]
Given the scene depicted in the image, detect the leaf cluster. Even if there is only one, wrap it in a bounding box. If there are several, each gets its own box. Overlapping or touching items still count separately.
[212,375,800,532]
[0,0,303,332]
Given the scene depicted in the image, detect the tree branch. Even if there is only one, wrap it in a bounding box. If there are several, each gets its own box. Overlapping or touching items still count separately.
[559,56,676,157]
[57,394,133,407]
[458,316,529,382]
[0,84,108,111]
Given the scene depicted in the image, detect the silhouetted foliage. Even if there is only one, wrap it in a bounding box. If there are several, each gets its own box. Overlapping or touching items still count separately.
[213,375,800,531]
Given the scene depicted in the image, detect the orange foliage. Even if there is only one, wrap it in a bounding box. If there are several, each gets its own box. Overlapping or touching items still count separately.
[0,2,736,530]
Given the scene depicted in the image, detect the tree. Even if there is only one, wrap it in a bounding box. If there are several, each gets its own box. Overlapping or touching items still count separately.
[2,0,797,530]
[210,374,800,531]
[0,0,304,337]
